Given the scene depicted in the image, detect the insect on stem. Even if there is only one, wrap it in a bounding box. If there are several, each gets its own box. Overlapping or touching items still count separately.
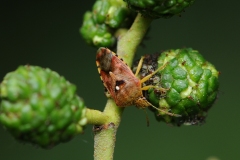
[96,47,181,118]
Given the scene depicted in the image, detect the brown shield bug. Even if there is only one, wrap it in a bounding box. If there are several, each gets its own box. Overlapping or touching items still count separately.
[96,47,181,117]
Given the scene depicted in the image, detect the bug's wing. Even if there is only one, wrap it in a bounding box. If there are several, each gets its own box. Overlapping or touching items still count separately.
[99,70,116,100]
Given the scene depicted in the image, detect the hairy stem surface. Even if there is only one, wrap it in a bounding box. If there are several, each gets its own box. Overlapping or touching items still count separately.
[86,108,109,125]
[94,99,123,160]
[117,13,153,65]
[93,13,153,160]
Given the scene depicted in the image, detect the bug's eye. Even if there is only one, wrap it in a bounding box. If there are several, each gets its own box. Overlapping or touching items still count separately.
[115,80,125,92]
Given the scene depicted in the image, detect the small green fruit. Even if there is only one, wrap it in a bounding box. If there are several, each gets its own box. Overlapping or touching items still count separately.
[134,48,219,126]
[80,0,136,48]
[123,0,195,19]
[0,65,87,148]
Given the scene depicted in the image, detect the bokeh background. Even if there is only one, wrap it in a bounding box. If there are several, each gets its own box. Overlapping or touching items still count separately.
[0,1,239,160]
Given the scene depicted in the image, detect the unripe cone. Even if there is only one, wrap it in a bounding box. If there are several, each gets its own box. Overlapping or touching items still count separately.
[92,0,134,28]
[0,65,87,148]
[123,0,195,19]
[134,48,219,126]
[80,11,115,47]
[80,0,136,48]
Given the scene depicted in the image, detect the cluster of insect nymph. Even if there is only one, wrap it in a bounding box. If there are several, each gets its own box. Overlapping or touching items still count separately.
[96,47,181,118]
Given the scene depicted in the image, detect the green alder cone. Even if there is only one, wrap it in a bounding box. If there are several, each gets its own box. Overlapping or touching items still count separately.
[0,65,87,148]
[123,0,195,19]
[92,0,133,28]
[80,0,135,48]
[134,48,219,126]
[80,11,115,47]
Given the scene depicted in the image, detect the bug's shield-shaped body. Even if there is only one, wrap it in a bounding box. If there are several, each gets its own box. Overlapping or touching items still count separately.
[96,47,149,108]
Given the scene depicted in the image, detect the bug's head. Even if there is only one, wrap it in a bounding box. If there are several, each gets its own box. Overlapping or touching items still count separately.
[96,47,113,72]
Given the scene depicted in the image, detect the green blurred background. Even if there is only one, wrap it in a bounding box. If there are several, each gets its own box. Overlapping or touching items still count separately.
[0,1,239,160]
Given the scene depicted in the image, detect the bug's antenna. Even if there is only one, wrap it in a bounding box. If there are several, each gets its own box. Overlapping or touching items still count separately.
[143,109,150,127]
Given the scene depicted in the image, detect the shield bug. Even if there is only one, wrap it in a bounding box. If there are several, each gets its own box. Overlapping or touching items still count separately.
[96,47,181,117]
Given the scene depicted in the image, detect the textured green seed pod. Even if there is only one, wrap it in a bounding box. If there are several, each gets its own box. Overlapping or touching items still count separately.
[123,0,195,19]
[0,65,87,148]
[92,0,133,28]
[134,48,219,126]
[80,11,115,47]
[80,0,135,48]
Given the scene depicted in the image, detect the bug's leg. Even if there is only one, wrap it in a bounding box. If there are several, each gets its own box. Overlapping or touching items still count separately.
[146,101,181,117]
[134,56,144,76]
[140,62,168,84]
[137,96,181,117]
[104,87,111,98]
[141,85,169,98]
[141,85,169,92]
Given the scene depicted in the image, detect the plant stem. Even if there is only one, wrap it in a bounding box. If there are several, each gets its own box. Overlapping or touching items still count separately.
[117,13,153,65]
[85,108,109,125]
[93,99,123,160]
[93,13,153,160]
